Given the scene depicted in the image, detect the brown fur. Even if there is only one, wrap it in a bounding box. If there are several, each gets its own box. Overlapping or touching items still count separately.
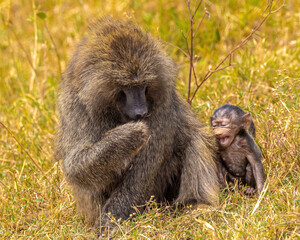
[55,17,219,231]
[211,104,264,195]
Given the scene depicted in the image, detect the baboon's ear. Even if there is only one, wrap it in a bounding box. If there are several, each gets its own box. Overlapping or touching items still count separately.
[242,113,251,130]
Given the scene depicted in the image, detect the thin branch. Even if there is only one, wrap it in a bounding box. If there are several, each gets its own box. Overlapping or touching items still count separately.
[192,0,203,19]
[271,0,285,13]
[8,25,37,75]
[163,40,189,58]
[187,0,196,102]
[210,64,232,74]
[182,31,190,56]
[188,0,282,103]
[193,7,208,38]
[187,1,192,101]
[187,1,192,19]
[45,22,62,76]
[192,63,198,86]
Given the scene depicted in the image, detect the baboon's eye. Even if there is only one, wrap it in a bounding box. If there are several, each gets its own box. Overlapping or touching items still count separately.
[212,123,217,127]
[221,122,228,126]
[118,90,126,102]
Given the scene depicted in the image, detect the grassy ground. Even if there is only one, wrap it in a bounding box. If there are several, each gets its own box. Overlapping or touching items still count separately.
[0,0,299,239]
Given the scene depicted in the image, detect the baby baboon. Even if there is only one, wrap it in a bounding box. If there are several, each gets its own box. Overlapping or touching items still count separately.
[210,104,264,195]
[55,17,219,233]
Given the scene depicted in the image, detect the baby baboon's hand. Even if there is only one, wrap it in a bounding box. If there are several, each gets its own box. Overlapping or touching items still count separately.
[244,187,257,195]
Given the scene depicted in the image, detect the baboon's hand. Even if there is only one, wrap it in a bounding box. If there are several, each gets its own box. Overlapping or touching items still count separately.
[105,121,151,157]
[122,121,150,145]
[62,121,150,187]
[244,187,257,195]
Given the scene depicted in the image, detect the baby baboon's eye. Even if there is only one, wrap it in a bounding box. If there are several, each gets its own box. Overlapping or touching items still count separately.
[221,122,228,126]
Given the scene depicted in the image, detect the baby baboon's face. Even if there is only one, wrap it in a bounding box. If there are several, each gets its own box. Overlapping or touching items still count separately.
[211,107,242,148]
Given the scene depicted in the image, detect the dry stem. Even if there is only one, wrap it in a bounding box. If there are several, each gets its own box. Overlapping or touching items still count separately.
[184,0,284,104]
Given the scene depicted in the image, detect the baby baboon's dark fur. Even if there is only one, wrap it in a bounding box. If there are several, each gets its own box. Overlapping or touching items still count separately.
[55,17,219,230]
[210,104,264,195]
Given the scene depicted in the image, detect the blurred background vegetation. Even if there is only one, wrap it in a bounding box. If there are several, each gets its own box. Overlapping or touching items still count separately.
[0,0,299,239]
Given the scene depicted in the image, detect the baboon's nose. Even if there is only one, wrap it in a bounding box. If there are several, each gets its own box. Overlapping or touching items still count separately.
[133,107,148,119]
[213,129,224,137]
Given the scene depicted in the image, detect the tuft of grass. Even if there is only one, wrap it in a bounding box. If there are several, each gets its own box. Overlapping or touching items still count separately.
[0,0,299,239]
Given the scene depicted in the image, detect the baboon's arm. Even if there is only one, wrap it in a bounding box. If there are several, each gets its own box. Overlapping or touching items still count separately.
[62,121,150,188]
[99,129,219,224]
[246,140,264,193]
[96,127,173,223]
[98,153,162,224]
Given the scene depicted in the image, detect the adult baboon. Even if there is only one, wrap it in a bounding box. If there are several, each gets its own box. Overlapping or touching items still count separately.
[55,17,219,232]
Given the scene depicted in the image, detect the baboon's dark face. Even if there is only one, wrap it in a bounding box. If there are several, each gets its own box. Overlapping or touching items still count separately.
[117,85,149,121]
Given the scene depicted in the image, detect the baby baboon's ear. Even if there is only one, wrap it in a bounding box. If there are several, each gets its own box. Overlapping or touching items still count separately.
[242,113,251,130]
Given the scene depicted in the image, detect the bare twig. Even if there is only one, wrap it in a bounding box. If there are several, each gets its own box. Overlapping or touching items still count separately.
[184,0,284,104]
[192,0,203,19]
[194,7,207,38]
[6,24,37,75]
[45,22,62,76]
[163,40,189,58]
[192,63,198,86]
[183,0,211,103]
[187,1,194,101]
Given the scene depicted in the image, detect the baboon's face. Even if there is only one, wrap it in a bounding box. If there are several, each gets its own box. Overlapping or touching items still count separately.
[211,111,241,148]
[117,85,149,121]
[74,22,176,120]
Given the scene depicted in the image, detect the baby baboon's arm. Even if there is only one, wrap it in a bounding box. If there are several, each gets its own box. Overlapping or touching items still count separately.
[246,150,264,193]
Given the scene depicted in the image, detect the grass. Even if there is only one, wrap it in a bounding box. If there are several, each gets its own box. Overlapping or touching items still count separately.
[0,0,299,239]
